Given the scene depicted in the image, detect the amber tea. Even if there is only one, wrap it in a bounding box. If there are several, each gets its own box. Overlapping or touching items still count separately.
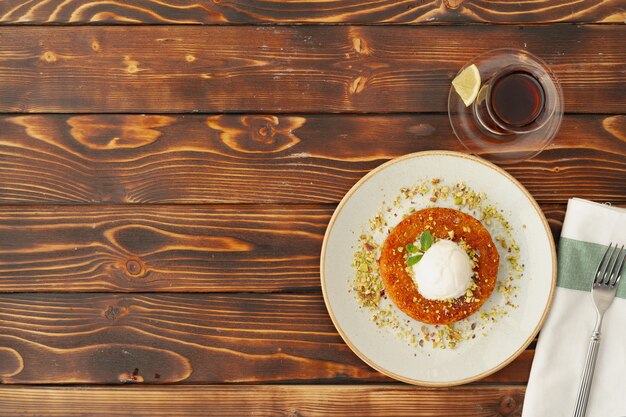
[449,49,563,163]
[490,71,545,129]
[473,66,549,136]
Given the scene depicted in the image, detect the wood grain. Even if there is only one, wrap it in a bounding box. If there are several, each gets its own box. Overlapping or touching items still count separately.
[0,293,532,384]
[0,26,624,113]
[0,0,623,24]
[0,205,329,292]
[1,114,625,204]
[0,203,598,292]
[0,385,526,416]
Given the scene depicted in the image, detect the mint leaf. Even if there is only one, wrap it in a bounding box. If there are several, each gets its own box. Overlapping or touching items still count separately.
[407,255,423,266]
[405,243,418,254]
[420,231,433,251]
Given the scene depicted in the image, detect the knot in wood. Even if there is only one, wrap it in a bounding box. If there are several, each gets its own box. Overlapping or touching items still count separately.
[41,51,57,63]
[256,123,276,143]
[104,305,127,321]
[352,37,370,55]
[125,259,143,276]
[243,116,280,145]
[443,0,465,9]
[124,56,140,74]
[207,115,304,153]
[348,27,370,55]
[349,76,367,95]
[499,395,517,414]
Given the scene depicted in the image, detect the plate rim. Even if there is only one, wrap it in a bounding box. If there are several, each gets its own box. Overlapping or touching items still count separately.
[320,150,556,387]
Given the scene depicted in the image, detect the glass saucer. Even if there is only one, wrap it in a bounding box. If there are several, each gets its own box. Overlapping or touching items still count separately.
[448,49,563,164]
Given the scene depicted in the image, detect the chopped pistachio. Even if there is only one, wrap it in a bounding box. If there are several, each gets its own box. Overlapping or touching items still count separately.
[353,177,523,351]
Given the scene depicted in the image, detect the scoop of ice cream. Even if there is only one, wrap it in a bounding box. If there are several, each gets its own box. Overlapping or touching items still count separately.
[412,239,473,300]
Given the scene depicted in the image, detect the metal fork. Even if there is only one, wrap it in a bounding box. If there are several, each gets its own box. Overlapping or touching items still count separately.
[573,243,626,417]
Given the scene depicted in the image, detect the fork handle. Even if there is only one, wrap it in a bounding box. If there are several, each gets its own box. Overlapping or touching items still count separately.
[573,331,601,417]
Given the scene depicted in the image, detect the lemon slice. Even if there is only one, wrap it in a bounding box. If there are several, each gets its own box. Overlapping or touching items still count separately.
[452,64,481,107]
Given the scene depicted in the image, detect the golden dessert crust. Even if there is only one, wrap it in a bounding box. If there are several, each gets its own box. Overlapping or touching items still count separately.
[379,207,499,325]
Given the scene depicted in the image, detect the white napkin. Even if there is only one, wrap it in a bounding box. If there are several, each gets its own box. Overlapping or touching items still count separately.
[523,198,626,417]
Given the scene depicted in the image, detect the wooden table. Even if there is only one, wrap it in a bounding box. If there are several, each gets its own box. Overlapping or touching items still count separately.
[0,1,624,416]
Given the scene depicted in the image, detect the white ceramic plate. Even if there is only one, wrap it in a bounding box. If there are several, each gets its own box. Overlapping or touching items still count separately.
[321,151,556,386]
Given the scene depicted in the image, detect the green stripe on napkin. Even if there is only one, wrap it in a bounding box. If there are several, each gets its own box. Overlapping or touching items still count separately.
[558,237,626,299]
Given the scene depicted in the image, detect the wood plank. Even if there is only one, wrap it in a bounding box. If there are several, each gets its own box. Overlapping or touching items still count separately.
[0,293,532,384]
[0,205,328,292]
[0,26,624,113]
[0,203,596,292]
[1,114,624,204]
[0,385,526,416]
[0,0,623,24]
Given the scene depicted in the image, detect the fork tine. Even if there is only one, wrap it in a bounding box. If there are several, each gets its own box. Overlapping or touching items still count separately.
[609,246,626,287]
[594,243,613,284]
[602,244,621,285]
